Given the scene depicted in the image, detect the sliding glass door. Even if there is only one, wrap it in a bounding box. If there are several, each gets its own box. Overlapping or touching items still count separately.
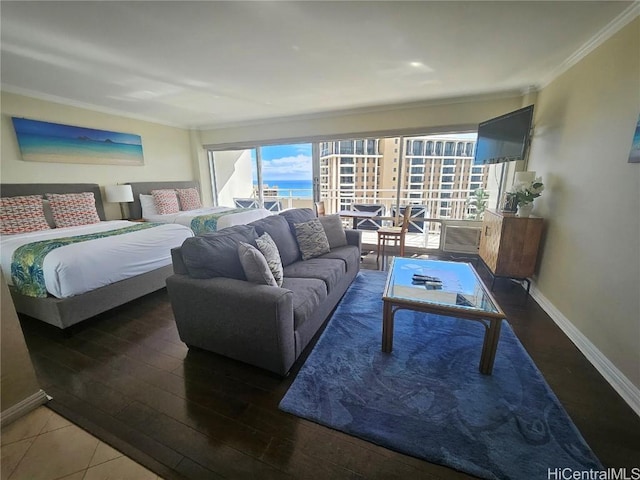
[209,143,313,211]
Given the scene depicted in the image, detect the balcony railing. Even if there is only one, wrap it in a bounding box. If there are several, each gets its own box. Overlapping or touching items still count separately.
[233,186,485,252]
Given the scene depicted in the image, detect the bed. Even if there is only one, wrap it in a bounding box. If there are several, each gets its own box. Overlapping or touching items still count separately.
[0,183,193,330]
[127,181,272,234]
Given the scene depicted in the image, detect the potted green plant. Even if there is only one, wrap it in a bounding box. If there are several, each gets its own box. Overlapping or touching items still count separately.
[510,177,544,217]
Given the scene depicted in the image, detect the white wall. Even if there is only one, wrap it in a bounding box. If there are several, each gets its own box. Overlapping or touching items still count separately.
[528,19,640,393]
[212,149,255,208]
[1,92,199,218]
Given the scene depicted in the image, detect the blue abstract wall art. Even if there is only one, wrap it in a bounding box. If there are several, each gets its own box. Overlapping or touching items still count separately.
[11,117,144,166]
[629,114,640,163]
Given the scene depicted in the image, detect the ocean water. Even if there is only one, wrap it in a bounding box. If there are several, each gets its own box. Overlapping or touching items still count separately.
[256,179,313,198]
[16,133,144,161]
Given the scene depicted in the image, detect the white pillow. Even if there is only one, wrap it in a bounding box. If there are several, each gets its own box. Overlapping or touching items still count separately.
[140,194,158,218]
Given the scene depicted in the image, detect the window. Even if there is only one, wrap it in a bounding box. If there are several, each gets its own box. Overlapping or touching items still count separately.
[444,142,455,156]
[441,175,454,183]
[339,141,354,154]
[426,141,433,155]
[442,167,455,174]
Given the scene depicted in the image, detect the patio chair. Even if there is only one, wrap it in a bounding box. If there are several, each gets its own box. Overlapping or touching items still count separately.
[392,205,428,233]
[234,198,259,209]
[352,204,384,230]
[377,205,412,261]
[263,199,282,212]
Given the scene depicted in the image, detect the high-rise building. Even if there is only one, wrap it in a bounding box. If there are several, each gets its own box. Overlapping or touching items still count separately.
[319,135,487,221]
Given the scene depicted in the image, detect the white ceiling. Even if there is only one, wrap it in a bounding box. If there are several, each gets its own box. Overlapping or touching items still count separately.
[0,1,635,130]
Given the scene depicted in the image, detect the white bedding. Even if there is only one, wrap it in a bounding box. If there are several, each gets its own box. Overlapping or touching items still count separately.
[144,206,272,231]
[0,221,193,299]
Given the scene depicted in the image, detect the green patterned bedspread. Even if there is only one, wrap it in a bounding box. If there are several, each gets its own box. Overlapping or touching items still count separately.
[11,222,162,298]
[190,208,252,235]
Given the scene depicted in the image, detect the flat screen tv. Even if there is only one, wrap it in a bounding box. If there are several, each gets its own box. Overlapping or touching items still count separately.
[473,105,534,165]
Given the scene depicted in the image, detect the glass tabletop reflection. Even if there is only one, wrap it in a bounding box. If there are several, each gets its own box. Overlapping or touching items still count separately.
[383,257,501,315]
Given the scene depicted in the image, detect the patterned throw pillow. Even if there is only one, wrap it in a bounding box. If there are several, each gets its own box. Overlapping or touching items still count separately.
[0,195,51,235]
[255,232,283,287]
[176,188,202,211]
[238,242,278,287]
[47,192,101,228]
[151,189,180,215]
[294,218,331,261]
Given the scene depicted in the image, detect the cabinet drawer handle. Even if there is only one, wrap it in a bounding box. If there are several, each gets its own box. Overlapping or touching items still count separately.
[485,226,490,236]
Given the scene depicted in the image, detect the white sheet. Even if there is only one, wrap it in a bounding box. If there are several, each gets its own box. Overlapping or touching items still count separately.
[144,206,272,231]
[0,221,193,299]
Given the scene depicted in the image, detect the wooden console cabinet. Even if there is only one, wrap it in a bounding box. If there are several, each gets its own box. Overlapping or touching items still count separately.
[479,209,543,280]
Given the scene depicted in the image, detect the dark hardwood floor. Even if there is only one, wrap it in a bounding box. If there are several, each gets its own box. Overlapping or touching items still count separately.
[18,252,640,479]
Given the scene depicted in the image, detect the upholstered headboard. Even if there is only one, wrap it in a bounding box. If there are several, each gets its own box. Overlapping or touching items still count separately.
[126,181,200,220]
[0,183,106,220]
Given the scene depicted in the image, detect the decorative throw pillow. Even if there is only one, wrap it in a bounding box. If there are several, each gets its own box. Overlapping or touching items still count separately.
[0,195,51,235]
[176,188,202,211]
[318,214,348,249]
[47,192,101,228]
[238,242,278,287]
[294,218,330,261]
[151,189,180,215]
[139,194,158,218]
[255,232,283,287]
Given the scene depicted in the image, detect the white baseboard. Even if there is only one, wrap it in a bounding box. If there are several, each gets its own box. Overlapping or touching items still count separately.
[529,284,640,418]
[0,390,50,427]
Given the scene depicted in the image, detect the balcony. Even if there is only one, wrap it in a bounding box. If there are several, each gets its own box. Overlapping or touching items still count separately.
[235,187,484,254]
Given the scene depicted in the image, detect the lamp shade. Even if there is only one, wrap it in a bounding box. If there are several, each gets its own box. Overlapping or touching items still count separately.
[514,171,536,185]
[105,184,134,203]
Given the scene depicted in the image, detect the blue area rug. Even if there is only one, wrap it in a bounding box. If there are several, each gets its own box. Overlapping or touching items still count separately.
[279,270,602,480]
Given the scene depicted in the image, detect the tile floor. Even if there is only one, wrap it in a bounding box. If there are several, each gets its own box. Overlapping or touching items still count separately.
[1,405,163,480]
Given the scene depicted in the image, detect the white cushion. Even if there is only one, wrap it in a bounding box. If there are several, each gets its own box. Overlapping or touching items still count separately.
[140,194,158,218]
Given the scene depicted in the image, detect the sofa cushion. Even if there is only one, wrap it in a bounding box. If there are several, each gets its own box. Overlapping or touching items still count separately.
[249,215,300,267]
[317,245,361,272]
[283,258,345,294]
[281,277,327,330]
[238,242,278,287]
[279,208,316,234]
[318,214,348,249]
[294,219,330,260]
[181,224,257,279]
[255,232,283,287]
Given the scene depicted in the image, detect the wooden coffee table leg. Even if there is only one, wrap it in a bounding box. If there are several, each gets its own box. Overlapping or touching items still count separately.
[382,301,394,352]
[479,318,502,375]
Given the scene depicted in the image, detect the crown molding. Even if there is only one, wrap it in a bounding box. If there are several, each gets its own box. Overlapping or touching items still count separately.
[540,2,640,88]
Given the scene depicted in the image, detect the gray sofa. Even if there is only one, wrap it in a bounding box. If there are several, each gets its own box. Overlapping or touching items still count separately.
[166,208,361,375]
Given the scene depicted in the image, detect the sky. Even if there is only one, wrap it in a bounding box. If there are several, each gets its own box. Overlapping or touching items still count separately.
[252,144,312,182]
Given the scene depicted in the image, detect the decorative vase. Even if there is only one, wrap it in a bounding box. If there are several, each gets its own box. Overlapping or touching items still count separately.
[516,203,534,218]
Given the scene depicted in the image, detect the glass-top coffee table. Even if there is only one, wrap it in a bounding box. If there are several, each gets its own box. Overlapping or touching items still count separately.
[382,257,506,375]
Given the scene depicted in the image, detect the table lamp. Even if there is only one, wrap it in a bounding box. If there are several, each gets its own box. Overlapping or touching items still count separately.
[105,184,134,219]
